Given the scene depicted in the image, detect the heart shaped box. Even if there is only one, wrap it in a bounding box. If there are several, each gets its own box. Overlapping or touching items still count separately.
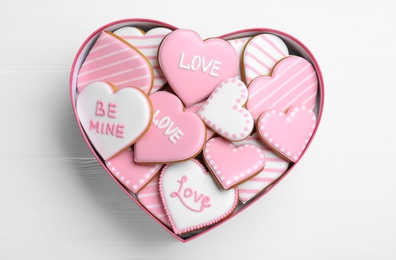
[69,18,325,242]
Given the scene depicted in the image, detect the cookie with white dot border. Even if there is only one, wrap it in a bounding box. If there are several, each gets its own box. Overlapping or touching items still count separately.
[256,105,317,162]
[203,137,266,190]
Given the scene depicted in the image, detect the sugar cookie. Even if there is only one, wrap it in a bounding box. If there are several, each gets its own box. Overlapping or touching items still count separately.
[203,137,265,190]
[77,31,153,94]
[76,82,152,160]
[158,29,239,107]
[134,91,206,164]
[113,27,172,93]
[247,55,318,120]
[160,159,238,235]
[257,105,317,162]
[105,147,162,193]
[242,33,289,85]
[227,36,252,80]
[137,173,171,227]
[233,134,289,203]
[198,78,254,141]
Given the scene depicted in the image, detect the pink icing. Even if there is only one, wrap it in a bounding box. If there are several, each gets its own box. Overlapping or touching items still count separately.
[77,31,153,94]
[257,105,317,162]
[247,55,318,120]
[184,101,216,141]
[158,29,239,107]
[136,174,171,227]
[203,137,266,189]
[105,147,162,193]
[134,91,206,163]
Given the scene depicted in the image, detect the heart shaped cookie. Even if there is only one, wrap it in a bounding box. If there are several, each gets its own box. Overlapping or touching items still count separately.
[160,160,238,235]
[198,78,254,141]
[257,105,317,162]
[233,134,289,203]
[113,27,172,93]
[77,31,153,94]
[242,33,289,85]
[134,91,206,163]
[105,147,162,193]
[247,55,318,120]
[76,81,152,160]
[158,29,239,107]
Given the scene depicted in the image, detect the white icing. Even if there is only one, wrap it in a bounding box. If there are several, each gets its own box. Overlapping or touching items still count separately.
[161,160,237,233]
[76,82,151,160]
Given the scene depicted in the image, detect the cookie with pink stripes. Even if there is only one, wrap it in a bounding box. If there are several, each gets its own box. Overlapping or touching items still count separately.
[257,105,317,162]
[77,30,153,94]
[105,147,162,193]
[242,33,289,85]
[203,137,265,190]
[113,27,172,93]
[198,78,254,141]
[137,173,171,227]
[227,36,252,81]
[233,134,289,204]
[247,55,318,120]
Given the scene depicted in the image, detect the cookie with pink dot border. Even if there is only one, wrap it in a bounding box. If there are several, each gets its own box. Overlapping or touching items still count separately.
[256,105,317,162]
[203,137,265,190]
[105,147,162,193]
[159,159,238,235]
[158,29,239,107]
[198,78,254,141]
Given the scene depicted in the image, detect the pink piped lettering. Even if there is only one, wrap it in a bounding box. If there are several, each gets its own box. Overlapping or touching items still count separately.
[95,100,106,116]
[108,103,117,118]
[116,124,125,138]
[170,175,211,212]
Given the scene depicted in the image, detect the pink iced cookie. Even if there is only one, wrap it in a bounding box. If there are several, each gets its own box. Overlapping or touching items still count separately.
[185,101,216,141]
[227,36,252,81]
[137,174,171,227]
[158,29,239,107]
[134,91,206,164]
[76,82,152,160]
[198,78,254,141]
[257,105,317,162]
[160,159,238,235]
[77,31,153,94]
[242,33,289,85]
[113,27,172,93]
[105,147,162,193]
[203,137,265,190]
[247,55,318,120]
[233,134,289,204]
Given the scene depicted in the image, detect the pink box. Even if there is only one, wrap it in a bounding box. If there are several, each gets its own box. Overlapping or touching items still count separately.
[69,18,325,242]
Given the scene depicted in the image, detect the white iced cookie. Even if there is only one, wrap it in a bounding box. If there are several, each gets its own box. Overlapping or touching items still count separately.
[198,78,254,141]
[160,160,238,235]
[76,82,152,160]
